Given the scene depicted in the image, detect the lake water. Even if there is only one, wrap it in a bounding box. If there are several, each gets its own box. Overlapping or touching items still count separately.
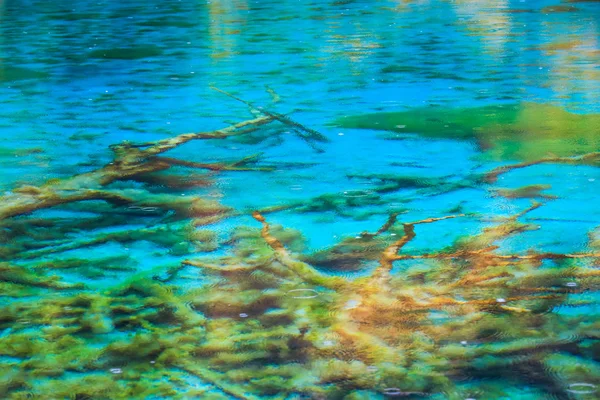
[1,1,599,399]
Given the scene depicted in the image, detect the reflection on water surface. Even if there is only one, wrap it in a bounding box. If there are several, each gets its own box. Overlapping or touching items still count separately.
[0,1,599,399]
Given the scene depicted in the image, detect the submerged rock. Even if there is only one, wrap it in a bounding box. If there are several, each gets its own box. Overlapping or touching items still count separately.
[334,103,600,162]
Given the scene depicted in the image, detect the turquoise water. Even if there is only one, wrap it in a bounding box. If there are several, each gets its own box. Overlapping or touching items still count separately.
[1,0,599,399]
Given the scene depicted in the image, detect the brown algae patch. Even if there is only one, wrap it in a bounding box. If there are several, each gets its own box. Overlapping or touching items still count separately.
[530,39,584,52]
[541,5,580,13]
[493,184,558,200]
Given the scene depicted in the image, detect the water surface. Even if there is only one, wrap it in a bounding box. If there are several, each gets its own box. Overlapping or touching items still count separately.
[1,1,599,399]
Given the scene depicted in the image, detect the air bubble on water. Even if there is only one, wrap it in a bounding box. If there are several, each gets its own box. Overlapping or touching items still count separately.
[383,388,403,396]
[344,299,360,310]
[566,383,596,394]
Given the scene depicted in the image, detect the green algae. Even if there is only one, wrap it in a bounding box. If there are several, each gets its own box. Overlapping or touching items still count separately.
[88,45,164,60]
[229,224,306,260]
[0,66,48,82]
[136,17,198,28]
[0,147,44,158]
[335,103,600,162]
[17,222,219,261]
[380,64,421,74]
[0,263,84,291]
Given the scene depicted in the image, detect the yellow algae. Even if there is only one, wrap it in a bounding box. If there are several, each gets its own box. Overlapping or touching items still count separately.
[537,39,583,51]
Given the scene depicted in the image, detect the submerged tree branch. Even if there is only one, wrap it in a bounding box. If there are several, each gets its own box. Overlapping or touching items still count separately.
[372,214,466,280]
[211,86,329,151]
[251,211,346,289]
[484,152,600,183]
[0,117,277,221]
[392,249,600,261]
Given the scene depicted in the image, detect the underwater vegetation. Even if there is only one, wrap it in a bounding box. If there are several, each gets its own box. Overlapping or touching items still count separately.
[0,92,599,399]
[87,45,164,60]
[334,103,600,163]
[1,202,599,399]
[0,66,48,82]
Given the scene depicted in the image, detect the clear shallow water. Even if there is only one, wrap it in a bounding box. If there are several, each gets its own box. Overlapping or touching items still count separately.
[0,0,599,399]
